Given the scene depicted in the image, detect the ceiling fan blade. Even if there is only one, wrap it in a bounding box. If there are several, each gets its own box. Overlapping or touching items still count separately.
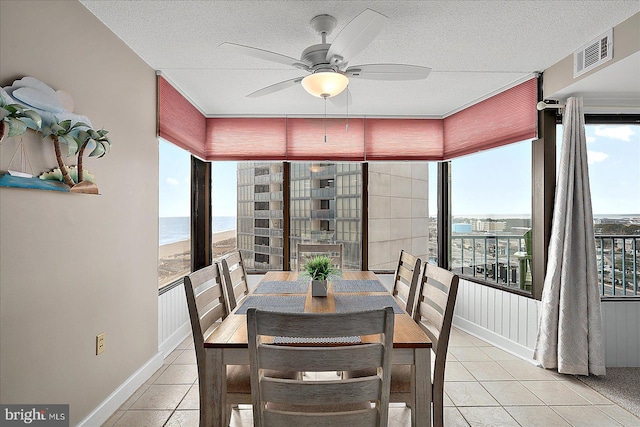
[247,77,304,98]
[326,9,387,66]
[219,42,310,70]
[346,64,432,80]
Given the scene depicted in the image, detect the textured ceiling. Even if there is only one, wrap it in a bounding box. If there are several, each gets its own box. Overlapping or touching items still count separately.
[80,1,640,117]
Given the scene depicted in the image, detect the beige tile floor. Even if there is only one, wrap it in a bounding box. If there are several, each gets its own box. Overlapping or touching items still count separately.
[103,327,640,426]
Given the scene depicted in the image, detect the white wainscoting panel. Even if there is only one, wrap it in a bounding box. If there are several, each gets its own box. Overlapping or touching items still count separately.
[601,300,640,367]
[158,283,191,357]
[452,279,539,362]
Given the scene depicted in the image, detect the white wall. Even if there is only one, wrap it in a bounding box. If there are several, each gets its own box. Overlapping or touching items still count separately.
[453,279,539,361]
[543,12,640,97]
[158,285,191,358]
[453,279,640,368]
[0,1,159,424]
[601,300,640,367]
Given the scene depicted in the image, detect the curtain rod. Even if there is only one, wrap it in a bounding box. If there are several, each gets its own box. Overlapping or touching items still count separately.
[537,101,639,111]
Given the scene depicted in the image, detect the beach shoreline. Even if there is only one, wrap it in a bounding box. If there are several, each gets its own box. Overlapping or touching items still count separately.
[158,230,237,288]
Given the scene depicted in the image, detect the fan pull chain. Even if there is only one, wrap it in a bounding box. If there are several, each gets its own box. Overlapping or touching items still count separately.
[324,97,327,143]
[346,86,350,132]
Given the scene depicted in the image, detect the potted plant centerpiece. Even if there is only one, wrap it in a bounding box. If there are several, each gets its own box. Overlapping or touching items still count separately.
[302,255,340,297]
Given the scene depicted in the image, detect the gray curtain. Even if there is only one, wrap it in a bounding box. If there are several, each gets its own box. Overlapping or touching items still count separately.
[533,97,606,375]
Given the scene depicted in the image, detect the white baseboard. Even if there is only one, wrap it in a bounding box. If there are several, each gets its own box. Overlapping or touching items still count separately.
[77,351,164,427]
[453,315,537,364]
[158,320,191,358]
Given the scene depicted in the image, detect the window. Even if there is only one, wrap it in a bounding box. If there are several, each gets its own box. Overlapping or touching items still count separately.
[290,162,362,270]
[233,162,284,270]
[368,162,437,271]
[158,139,191,289]
[557,124,640,296]
[450,140,533,292]
[212,161,239,260]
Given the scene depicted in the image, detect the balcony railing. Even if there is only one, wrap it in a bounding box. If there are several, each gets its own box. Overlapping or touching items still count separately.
[311,187,335,199]
[451,233,640,296]
[450,233,530,291]
[311,165,336,178]
[310,209,335,219]
[254,192,270,201]
[254,210,283,218]
[254,227,283,237]
[253,174,271,184]
[596,235,639,297]
[253,245,283,256]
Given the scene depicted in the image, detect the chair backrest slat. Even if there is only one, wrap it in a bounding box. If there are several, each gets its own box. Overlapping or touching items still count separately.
[264,409,378,427]
[183,264,227,376]
[414,263,459,415]
[258,344,384,372]
[297,243,343,270]
[255,310,387,337]
[260,377,381,405]
[248,307,394,427]
[421,276,450,314]
[195,283,224,314]
[392,250,421,316]
[218,250,249,311]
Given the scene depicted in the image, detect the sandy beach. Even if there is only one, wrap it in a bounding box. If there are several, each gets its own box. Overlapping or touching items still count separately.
[158,230,237,288]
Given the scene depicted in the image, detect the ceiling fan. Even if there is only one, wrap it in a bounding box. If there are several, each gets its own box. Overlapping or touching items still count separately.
[220,9,431,99]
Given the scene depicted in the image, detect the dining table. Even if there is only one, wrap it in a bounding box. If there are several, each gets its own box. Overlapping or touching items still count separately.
[203,270,432,426]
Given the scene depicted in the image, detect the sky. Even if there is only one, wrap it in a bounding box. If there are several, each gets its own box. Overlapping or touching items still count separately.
[569,124,639,215]
[159,124,639,218]
[158,139,190,218]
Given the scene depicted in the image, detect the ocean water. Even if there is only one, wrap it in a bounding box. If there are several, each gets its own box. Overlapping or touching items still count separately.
[159,216,236,245]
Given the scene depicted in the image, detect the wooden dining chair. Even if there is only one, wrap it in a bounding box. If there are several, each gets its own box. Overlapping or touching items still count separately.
[388,263,459,427]
[297,243,343,270]
[218,250,249,312]
[343,263,458,427]
[391,250,422,317]
[247,307,395,427]
[183,264,252,426]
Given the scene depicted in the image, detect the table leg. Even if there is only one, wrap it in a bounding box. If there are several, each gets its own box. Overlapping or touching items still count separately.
[414,348,431,427]
[204,348,226,427]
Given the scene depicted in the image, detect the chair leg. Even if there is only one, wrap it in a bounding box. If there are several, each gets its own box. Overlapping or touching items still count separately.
[433,390,444,427]
[225,405,232,427]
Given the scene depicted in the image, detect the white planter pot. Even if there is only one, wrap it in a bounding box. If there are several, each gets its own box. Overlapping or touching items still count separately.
[311,279,327,297]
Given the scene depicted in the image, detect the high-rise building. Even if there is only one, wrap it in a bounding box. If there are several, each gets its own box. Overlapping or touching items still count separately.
[237,162,433,272]
[237,162,284,270]
[237,162,362,270]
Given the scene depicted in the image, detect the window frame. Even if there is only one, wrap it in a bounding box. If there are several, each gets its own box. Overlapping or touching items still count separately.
[191,113,640,300]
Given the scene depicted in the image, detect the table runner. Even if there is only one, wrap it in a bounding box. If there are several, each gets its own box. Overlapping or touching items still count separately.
[253,280,309,294]
[235,295,306,314]
[334,295,404,314]
[332,279,387,293]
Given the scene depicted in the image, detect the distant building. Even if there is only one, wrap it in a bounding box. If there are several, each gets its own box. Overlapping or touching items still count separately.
[452,223,472,233]
[475,220,506,232]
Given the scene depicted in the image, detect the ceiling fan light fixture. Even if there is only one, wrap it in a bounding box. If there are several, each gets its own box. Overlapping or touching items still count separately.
[301,71,349,98]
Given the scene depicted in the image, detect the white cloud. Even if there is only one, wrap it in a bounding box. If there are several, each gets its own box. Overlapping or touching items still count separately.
[587,150,608,164]
[166,177,179,186]
[594,125,635,142]
[586,136,595,144]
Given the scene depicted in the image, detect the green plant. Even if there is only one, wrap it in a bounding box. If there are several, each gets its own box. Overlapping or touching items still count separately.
[0,99,42,139]
[302,255,340,281]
